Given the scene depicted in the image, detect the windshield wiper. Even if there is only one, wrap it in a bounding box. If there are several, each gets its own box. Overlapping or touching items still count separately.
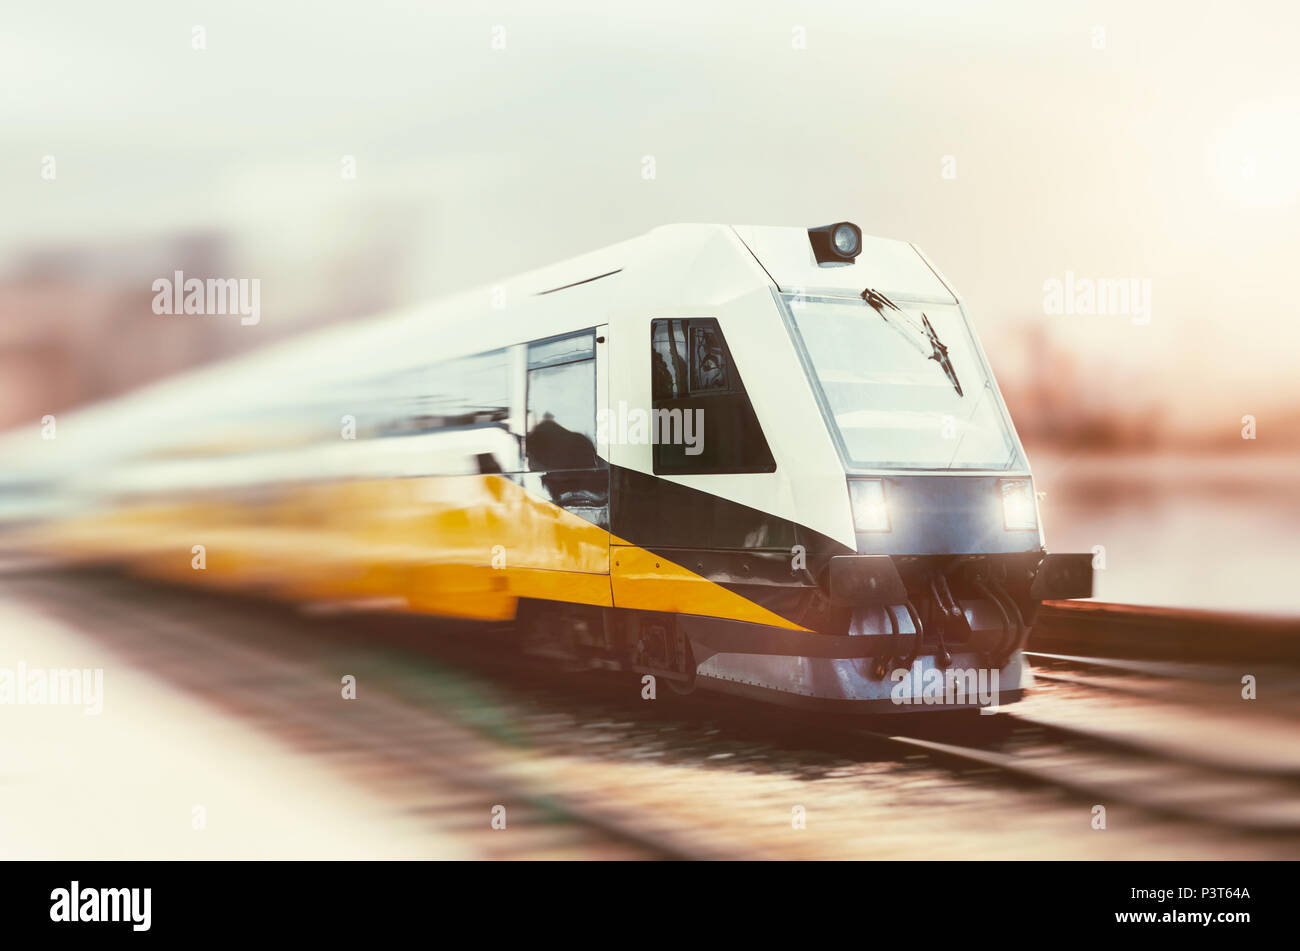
[861,288,963,397]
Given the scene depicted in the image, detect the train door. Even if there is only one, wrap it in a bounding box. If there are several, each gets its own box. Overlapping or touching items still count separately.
[507,326,611,606]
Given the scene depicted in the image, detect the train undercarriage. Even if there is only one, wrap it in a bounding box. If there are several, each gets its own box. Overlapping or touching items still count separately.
[515,551,1092,712]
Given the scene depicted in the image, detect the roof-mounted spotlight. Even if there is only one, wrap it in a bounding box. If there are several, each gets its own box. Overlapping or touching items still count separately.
[808,222,862,265]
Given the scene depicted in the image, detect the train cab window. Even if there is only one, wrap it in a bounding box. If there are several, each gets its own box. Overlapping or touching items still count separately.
[688,324,731,393]
[651,320,733,399]
[525,331,599,471]
[650,318,775,475]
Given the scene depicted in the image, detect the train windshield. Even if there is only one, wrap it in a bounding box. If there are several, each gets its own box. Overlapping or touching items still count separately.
[783,294,1023,470]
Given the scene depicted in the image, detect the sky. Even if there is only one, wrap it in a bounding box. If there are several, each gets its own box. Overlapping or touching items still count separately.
[3,0,1298,436]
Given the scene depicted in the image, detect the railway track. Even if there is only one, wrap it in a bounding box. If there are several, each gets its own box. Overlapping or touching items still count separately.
[844,647,1300,834]
[1032,600,1300,664]
[7,567,1300,858]
[8,571,733,860]
[861,724,1300,833]
[1023,649,1300,704]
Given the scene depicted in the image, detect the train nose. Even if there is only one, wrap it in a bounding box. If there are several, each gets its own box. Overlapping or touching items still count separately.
[827,552,1094,673]
[842,589,1027,676]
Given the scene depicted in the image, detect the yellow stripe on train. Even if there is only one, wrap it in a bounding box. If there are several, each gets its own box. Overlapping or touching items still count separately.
[24,474,809,631]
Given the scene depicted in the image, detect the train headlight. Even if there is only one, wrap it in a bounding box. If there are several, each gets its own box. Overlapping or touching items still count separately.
[1000,478,1037,531]
[849,478,890,533]
[808,221,863,264]
[832,223,860,256]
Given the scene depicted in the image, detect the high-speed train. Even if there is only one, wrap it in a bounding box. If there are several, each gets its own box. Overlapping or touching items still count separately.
[0,221,1092,711]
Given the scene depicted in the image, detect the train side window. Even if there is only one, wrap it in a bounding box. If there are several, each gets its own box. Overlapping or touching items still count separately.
[525,331,599,471]
[355,348,511,438]
[422,349,511,429]
[650,318,775,475]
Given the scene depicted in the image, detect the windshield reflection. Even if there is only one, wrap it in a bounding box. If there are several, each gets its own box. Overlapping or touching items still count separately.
[785,295,1021,470]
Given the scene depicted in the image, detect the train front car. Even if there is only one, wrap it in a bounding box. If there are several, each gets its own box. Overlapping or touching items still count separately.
[616,223,1094,712]
[0,219,1093,717]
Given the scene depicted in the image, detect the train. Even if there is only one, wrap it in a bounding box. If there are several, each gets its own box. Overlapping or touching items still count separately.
[0,221,1093,712]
